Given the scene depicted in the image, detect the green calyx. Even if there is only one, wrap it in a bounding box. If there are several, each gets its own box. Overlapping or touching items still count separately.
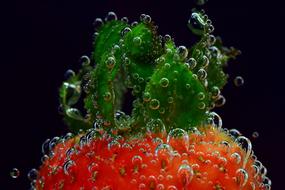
[58,11,239,134]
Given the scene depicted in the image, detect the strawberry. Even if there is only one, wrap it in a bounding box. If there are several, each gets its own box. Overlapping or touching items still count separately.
[34,125,269,190]
[29,11,271,190]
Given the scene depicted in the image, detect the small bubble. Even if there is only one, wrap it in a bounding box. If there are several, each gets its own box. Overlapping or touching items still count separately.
[133,37,142,46]
[197,92,205,100]
[200,55,209,68]
[168,97,174,104]
[230,152,241,164]
[160,78,169,88]
[236,168,249,187]
[211,86,220,99]
[234,76,244,87]
[150,99,160,110]
[177,46,188,60]
[93,18,103,31]
[208,112,222,128]
[140,14,146,22]
[10,168,20,179]
[121,27,132,37]
[215,95,226,107]
[105,11,117,21]
[132,155,143,166]
[198,102,206,110]
[252,131,259,139]
[63,160,75,175]
[143,92,151,102]
[197,69,207,80]
[80,55,91,66]
[147,119,166,137]
[185,83,191,89]
[164,34,172,42]
[106,57,116,69]
[66,108,84,120]
[188,58,197,70]
[177,164,194,186]
[27,169,38,181]
[167,128,190,151]
[143,15,152,23]
[103,91,112,101]
[209,46,219,58]
[155,144,173,160]
[121,17,129,23]
[64,69,75,79]
[207,35,216,46]
[131,21,138,27]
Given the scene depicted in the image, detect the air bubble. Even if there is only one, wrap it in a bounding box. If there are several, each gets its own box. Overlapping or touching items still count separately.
[143,15,152,23]
[132,155,143,166]
[208,112,222,129]
[207,34,216,46]
[106,57,116,69]
[201,55,209,68]
[160,78,169,88]
[167,186,178,190]
[63,160,75,175]
[121,17,129,23]
[234,76,244,87]
[177,164,194,186]
[10,168,20,179]
[155,144,173,163]
[64,69,75,79]
[121,27,132,37]
[252,131,259,139]
[103,91,112,101]
[231,152,241,164]
[147,119,166,137]
[197,69,207,80]
[80,55,91,66]
[143,92,151,102]
[150,99,160,110]
[197,92,205,100]
[188,58,197,70]
[133,37,142,46]
[27,169,38,181]
[177,46,188,60]
[93,18,103,31]
[105,11,117,21]
[147,176,157,190]
[211,86,220,99]
[131,21,138,27]
[66,108,84,120]
[236,168,249,187]
[198,102,206,109]
[188,12,205,35]
[235,136,252,169]
[168,97,174,104]
[48,136,60,151]
[63,82,81,106]
[215,95,226,107]
[41,138,50,155]
[167,128,190,151]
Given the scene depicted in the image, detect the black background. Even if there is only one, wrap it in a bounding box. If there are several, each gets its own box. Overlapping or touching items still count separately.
[1,0,285,189]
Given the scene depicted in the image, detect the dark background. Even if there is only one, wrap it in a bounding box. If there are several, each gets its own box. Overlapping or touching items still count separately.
[1,0,285,189]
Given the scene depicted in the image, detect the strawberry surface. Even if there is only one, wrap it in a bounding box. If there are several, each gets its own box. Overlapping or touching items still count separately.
[35,126,268,190]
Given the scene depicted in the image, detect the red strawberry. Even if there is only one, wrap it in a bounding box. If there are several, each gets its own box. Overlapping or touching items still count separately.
[34,126,270,190]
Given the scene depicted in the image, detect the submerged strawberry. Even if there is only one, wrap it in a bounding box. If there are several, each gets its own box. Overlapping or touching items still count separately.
[35,125,269,190]
[28,10,271,190]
